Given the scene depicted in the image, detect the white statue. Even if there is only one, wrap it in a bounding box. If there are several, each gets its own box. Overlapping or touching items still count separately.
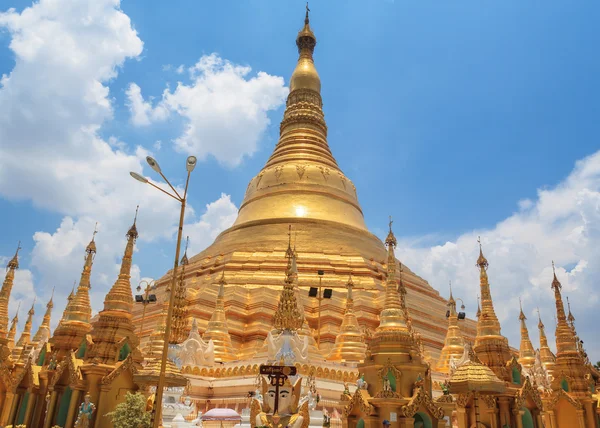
[175,319,215,367]
[357,374,368,390]
[266,329,309,365]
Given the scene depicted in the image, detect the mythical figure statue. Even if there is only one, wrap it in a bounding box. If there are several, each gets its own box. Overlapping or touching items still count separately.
[266,330,309,365]
[383,375,392,392]
[343,382,350,396]
[251,376,309,428]
[356,373,368,390]
[74,393,96,428]
[174,319,215,367]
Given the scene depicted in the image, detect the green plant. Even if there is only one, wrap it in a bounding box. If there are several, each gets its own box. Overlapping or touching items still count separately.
[105,392,152,428]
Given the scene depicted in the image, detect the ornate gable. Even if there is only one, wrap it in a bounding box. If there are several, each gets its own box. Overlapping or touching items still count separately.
[547,388,582,410]
[101,353,138,385]
[343,388,375,417]
[513,376,543,412]
[400,386,444,420]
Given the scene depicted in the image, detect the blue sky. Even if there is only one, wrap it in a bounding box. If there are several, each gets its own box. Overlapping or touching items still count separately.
[1,0,599,361]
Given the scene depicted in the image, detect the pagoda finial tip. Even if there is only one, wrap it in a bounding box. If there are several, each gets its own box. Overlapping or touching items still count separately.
[305,2,310,24]
[476,236,488,268]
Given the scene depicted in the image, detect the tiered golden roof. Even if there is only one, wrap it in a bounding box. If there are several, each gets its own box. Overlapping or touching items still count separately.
[50,229,96,356]
[436,284,465,374]
[473,239,512,379]
[85,212,142,364]
[170,237,190,344]
[272,234,305,332]
[517,299,535,369]
[449,344,505,394]
[202,272,236,362]
[12,301,34,361]
[327,274,367,362]
[536,308,555,375]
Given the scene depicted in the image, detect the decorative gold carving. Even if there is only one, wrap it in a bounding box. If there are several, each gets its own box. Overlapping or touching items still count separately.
[338,173,347,190]
[481,395,497,409]
[255,172,264,189]
[513,376,543,413]
[343,389,375,417]
[101,354,138,385]
[436,394,453,403]
[546,388,582,410]
[274,166,284,181]
[296,164,308,180]
[456,392,473,408]
[400,387,444,420]
[318,166,330,182]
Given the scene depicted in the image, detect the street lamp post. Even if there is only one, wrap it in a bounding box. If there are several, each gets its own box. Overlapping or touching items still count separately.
[135,280,157,335]
[130,155,197,428]
[308,270,332,349]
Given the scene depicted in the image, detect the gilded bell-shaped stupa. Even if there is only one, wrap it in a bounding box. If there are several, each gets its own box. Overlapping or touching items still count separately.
[435,284,465,374]
[327,274,367,362]
[142,6,466,365]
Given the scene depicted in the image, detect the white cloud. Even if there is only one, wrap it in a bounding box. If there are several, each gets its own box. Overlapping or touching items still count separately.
[397,150,600,362]
[0,0,236,333]
[185,193,238,255]
[125,82,168,126]
[127,53,288,167]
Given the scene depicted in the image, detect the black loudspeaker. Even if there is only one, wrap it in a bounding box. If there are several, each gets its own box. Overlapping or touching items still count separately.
[309,287,318,297]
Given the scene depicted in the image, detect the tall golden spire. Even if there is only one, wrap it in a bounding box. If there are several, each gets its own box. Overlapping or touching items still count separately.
[272,227,305,332]
[171,236,190,344]
[202,271,236,362]
[7,302,20,351]
[0,242,20,341]
[517,298,535,369]
[13,300,34,360]
[566,296,576,333]
[550,262,589,393]
[536,308,555,374]
[31,288,54,346]
[476,295,481,319]
[472,238,512,379]
[50,227,96,355]
[86,209,142,364]
[370,219,414,358]
[436,282,465,374]
[327,274,367,362]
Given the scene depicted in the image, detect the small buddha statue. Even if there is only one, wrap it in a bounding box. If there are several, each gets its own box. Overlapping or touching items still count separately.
[252,376,308,428]
[74,393,96,428]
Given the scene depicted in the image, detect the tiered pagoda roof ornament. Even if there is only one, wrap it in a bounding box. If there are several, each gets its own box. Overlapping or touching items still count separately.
[7,302,20,351]
[550,262,589,394]
[0,242,20,342]
[202,271,236,362]
[50,226,96,356]
[327,274,367,362]
[517,298,536,369]
[436,282,465,374]
[370,219,417,359]
[85,208,142,364]
[30,288,54,350]
[170,236,190,344]
[12,300,34,361]
[566,296,577,334]
[472,237,512,380]
[536,307,556,375]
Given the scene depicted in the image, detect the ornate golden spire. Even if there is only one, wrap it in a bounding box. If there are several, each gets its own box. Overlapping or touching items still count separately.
[290,2,319,94]
[272,228,305,332]
[476,295,481,319]
[566,296,576,333]
[473,238,512,379]
[0,242,20,340]
[13,300,34,360]
[86,209,142,364]
[31,288,54,346]
[327,273,367,362]
[517,298,535,369]
[536,308,556,374]
[171,236,190,344]
[549,262,589,393]
[436,281,465,374]
[50,227,96,356]
[202,271,236,362]
[7,302,20,351]
[370,220,416,359]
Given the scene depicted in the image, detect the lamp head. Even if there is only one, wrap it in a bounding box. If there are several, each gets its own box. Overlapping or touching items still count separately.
[130,172,149,183]
[136,285,142,292]
[186,156,197,172]
[146,156,161,173]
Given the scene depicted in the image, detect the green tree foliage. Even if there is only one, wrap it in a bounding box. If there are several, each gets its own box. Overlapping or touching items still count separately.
[594,361,600,370]
[105,392,151,428]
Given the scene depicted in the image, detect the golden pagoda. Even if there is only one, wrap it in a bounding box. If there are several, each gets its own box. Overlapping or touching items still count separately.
[472,239,513,381]
[0,243,20,362]
[435,283,465,374]
[537,308,556,376]
[12,301,34,362]
[49,229,96,359]
[517,299,536,370]
[6,303,19,351]
[327,274,367,363]
[201,271,236,362]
